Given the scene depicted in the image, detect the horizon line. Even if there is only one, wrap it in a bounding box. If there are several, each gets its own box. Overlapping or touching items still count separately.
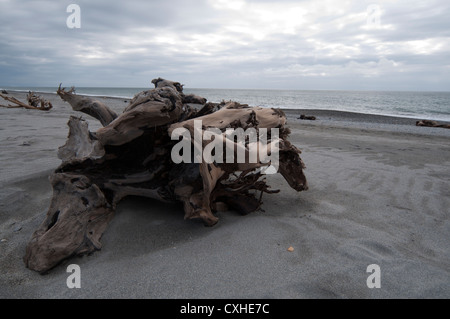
[1,86,450,93]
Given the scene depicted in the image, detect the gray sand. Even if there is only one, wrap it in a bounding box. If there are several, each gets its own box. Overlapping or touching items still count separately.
[1,92,449,298]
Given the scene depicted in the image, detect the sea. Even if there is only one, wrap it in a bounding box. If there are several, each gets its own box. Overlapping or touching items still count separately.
[2,87,450,122]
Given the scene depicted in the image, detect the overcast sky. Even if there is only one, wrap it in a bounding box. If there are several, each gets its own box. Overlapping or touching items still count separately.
[0,0,449,90]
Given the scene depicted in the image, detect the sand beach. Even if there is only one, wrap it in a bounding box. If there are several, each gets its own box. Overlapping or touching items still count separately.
[0,91,449,298]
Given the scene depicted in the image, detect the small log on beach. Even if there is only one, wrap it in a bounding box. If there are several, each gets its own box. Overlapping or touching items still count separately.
[24,78,308,273]
[416,120,450,129]
[299,114,316,121]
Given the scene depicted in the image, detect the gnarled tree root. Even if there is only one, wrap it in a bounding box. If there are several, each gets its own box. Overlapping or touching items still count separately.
[24,78,308,273]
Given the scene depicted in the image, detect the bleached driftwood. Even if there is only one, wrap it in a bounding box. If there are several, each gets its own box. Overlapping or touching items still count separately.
[0,92,52,111]
[24,78,308,273]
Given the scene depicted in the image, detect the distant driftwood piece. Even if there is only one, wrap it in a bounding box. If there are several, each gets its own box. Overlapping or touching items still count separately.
[416,120,450,129]
[24,78,308,273]
[0,92,52,111]
[299,114,316,121]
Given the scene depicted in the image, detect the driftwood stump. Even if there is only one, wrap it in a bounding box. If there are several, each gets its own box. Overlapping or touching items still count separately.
[24,78,308,273]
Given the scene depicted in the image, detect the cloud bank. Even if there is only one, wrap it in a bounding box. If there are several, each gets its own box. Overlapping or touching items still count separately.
[0,0,449,90]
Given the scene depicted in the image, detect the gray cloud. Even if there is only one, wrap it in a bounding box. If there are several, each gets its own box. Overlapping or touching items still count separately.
[0,0,449,90]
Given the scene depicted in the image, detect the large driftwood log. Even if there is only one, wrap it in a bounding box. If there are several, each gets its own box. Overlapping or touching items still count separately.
[24,78,308,273]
